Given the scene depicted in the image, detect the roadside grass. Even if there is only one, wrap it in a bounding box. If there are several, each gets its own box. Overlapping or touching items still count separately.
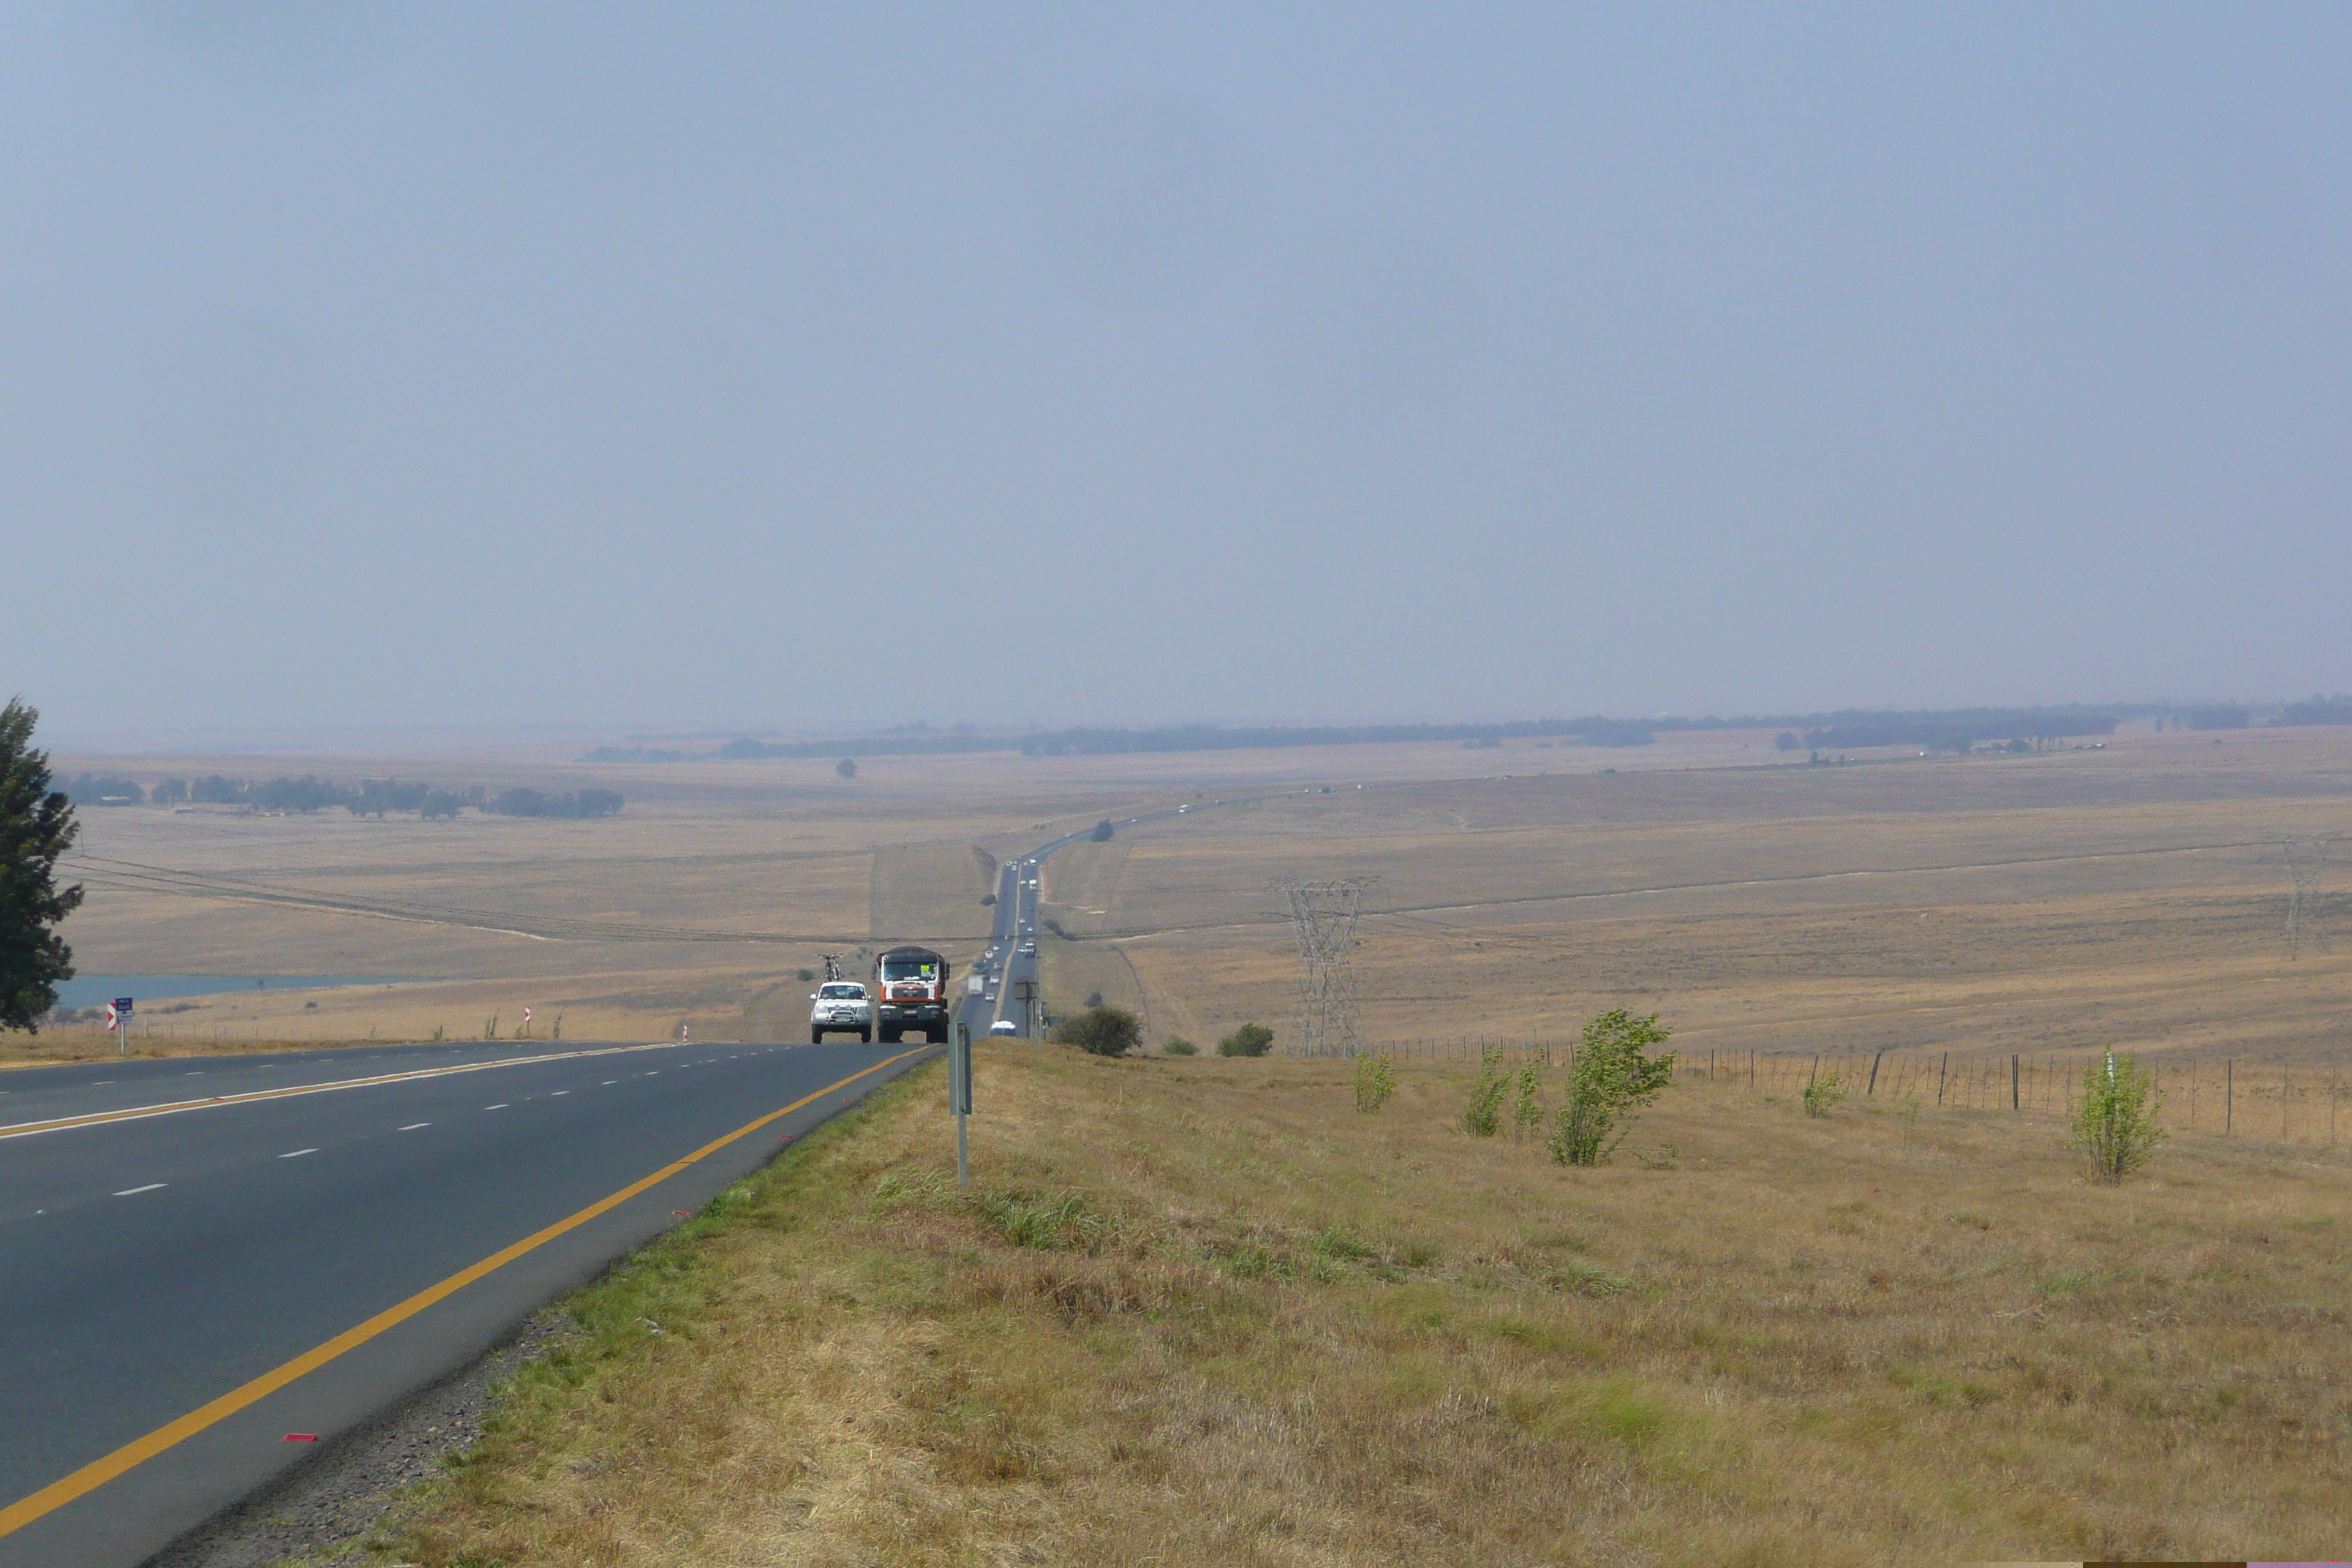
[385,1050,2351,1565]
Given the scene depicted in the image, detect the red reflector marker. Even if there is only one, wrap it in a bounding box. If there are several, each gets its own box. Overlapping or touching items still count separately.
[284,1433,319,1442]
[671,1210,689,1216]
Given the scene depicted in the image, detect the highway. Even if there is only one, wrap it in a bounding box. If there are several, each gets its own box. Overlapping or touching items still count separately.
[0,797,1265,1566]
[0,1036,929,1567]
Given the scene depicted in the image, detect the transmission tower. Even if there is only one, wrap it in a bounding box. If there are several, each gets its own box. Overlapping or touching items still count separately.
[2281,837,2334,958]
[1277,878,1376,1057]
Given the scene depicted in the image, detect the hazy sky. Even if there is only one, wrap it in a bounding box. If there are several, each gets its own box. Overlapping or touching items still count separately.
[8,4,2349,741]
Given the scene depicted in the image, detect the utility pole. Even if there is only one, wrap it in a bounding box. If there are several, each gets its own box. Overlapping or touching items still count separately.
[1012,977,1039,1038]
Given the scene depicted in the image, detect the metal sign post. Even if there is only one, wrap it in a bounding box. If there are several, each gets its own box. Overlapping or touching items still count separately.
[1012,978,1038,1038]
[950,1022,973,1188]
[110,997,135,1057]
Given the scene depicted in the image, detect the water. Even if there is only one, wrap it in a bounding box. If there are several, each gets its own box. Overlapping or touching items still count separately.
[51,975,415,1011]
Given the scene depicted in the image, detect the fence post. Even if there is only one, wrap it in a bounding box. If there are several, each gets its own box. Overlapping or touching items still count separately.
[1866,1051,1882,1096]
[2011,1054,2020,1112]
[1937,1051,1948,1107]
[2283,1063,2290,1141]
[2226,1058,2234,1135]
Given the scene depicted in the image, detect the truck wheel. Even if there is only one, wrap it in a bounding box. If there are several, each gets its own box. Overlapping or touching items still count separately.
[927,1026,945,1044]
[880,1026,902,1044]
[859,1028,871,1044]
[810,1028,824,1044]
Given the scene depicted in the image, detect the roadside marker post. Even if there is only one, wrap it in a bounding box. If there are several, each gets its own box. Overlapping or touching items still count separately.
[951,1022,973,1188]
[108,998,135,1057]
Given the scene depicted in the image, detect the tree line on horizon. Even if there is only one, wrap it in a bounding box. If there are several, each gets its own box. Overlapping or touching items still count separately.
[59,773,622,820]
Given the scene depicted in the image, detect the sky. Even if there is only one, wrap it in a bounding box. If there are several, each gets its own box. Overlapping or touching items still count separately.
[6,4,2349,744]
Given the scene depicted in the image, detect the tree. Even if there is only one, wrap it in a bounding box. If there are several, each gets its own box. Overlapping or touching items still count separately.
[836,758,858,780]
[1049,1005,1141,1058]
[2069,1048,2166,1183]
[1091,818,1114,842]
[1,700,83,1032]
[1548,1009,1676,1166]
[1774,731,1801,752]
[1217,1022,1274,1058]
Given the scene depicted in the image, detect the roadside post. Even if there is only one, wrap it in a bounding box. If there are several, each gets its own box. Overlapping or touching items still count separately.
[951,1022,973,1188]
[1013,978,1039,1038]
[108,996,135,1056]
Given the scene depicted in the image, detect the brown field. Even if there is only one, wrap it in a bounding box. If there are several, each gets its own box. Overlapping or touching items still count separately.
[391,1047,2352,1566]
[19,723,2351,1084]
[22,722,2352,1561]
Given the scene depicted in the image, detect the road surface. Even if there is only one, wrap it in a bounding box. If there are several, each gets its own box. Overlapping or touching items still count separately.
[0,1036,928,1567]
[0,796,1273,1565]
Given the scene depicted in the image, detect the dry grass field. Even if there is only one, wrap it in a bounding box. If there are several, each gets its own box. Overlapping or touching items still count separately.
[20,723,2352,1096]
[388,1047,2352,1566]
[19,723,2352,1559]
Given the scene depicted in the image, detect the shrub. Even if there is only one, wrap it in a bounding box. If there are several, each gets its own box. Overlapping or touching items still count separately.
[1161,1037,1199,1057]
[835,758,857,779]
[1084,990,1104,1009]
[2069,1048,2166,1183]
[1091,818,1114,842]
[1801,1070,1845,1118]
[1354,1052,1396,1113]
[1548,1010,1676,1166]
[1049,1005,1141,1058]
[1511,1059,1545,1140]
[1217,1023,1275,1058]
[1461,1047,1508,1136]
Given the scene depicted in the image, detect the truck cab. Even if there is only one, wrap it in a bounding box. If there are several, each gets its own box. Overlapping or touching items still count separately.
[872,944,951,1044]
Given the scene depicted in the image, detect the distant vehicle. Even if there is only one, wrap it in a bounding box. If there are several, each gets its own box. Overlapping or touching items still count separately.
[872,944,951,1043]
[808,981,871,1044]
[990,1019,1019,1036]
[1018,939,1036,956]
[1177,804,1188,813]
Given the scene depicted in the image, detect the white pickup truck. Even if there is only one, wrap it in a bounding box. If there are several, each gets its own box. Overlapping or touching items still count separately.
[808,981,872,1044]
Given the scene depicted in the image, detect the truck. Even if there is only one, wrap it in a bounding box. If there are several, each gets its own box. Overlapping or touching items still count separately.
[808,981,872,1044]
[872,943,952,1043]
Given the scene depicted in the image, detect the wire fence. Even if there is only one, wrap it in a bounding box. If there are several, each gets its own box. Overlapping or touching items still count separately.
[1328,1038,2352,1147]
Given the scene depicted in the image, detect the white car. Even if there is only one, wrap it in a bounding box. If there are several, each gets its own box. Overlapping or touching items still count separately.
[1018,940,1036,956]
[808,981,872,1044]
[990,1019,1019,1036]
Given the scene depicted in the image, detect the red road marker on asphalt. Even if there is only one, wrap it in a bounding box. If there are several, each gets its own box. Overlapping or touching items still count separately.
[283,1434,317,1443]
[671,1210,689,1216]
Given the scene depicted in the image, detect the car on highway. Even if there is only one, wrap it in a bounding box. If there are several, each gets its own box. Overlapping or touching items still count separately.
[990,1019,1019,1036]
[808,981,872,1044]
[1017,939,1036,956]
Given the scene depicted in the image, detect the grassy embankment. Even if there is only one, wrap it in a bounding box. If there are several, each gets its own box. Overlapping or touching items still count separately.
[391,1046,2351,1565]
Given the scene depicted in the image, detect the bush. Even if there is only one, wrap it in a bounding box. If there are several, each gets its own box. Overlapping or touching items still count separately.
[1161,1037,1199,1056]
[1084,990,1104,1009]
[2070,1048,2167,1183]
[1801,1070,1846,1118]
[1461,1047,1508,1136]
[1511,1059,1545,1140]
[836,758,857,779]
[1049,1005,1141,1058]
[1091,818,1114,842]
[1548,1010,1676,1167]
[1216,1022,1274,1058]
[1354,1052,1396,1113]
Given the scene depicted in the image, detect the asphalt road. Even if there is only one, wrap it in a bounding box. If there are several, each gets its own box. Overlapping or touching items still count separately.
[0,796,1285,1566]
[0,1036,930,1567]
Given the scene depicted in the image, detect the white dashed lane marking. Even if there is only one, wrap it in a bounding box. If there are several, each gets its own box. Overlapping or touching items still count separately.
[279,1149,318,1159]
[398,1123,430,1131]
[113,1184,166,1197]
[484,1104,509,1111]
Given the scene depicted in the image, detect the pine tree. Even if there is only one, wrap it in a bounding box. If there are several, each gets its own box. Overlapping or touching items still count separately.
[1,700,83,1032]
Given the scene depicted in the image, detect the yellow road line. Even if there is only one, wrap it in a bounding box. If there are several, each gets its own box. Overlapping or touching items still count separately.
[0,1041,683,1142]
[0,1046,930,1541]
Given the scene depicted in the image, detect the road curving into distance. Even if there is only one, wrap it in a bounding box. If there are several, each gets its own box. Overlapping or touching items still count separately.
[0,1036,931,1568]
